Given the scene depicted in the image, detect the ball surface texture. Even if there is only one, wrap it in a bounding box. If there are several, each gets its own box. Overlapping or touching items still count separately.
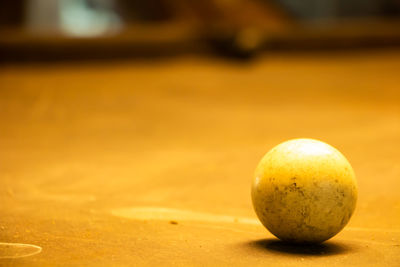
[252,138,357,243]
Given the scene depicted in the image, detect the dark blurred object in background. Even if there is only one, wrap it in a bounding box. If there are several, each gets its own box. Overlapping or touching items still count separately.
[279,0,400,19]
[0,0,400,62]
[0,0,25,28]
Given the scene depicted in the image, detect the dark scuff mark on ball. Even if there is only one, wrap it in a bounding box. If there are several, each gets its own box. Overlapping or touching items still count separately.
[286,178,306,197]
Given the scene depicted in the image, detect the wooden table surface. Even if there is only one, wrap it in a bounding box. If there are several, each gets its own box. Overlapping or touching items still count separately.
[0,50,399,266]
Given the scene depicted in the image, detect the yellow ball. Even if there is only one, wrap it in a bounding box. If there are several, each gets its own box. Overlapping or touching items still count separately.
[252,138,357,243]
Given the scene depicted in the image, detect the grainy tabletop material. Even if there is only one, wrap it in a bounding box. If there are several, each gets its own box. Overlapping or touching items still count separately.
[1,50,399,266]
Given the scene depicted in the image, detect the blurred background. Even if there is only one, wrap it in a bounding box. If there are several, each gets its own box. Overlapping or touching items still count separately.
[1,0,400,61]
